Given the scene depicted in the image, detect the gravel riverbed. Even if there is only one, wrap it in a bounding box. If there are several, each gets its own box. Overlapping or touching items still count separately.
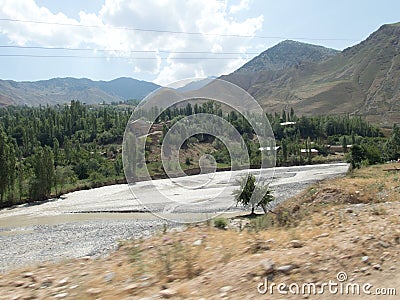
[0,163,348,272]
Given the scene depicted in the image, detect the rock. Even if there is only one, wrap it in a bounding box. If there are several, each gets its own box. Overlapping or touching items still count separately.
[104,272,115,282]
[364,234,375,241]
[85,288,103,295]
[192,239,203,246]
[56,277,69,287]
[140,281,154,288]
[13,281,24,287]
[361,256,369,263]
[53,293,69,298]
[360,267,369,272]
[22,272,34,278]
[276,265,296,274]
[42,277,54,285]
[260,259,275,274]
[69,285,79,290]
[378,241,390,248]
[159,288,178,298]
[380,253,390,261]
[166,274,176,283]
[373,264,381,270]
[313,233,329,239]
[219,286,233,293]
[289,240,303,248]
[123,283,139,292]
[346,208,353,213]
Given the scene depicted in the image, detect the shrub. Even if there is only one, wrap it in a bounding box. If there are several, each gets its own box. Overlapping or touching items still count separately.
[213,217,228,229]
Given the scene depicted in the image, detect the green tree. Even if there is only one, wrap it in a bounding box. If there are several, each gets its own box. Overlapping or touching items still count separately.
[0,127,10,202]
[53,137,60,166]
[385,124,400,160]
[7,143,16,200]
[363,144,382,165]
[349,144,365,169]
[281,109,287,123]
[281,138,288,164]
[29,146,55,200]
[232,174,274,215]
[342,135,348,153]
[55,165,75,196]
[16,162,26,202]
[289,107,295,122]
[306,137,312,164]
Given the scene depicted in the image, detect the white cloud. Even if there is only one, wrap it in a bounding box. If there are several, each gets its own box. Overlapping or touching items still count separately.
[229,0,251,14]
[0,0,263,84]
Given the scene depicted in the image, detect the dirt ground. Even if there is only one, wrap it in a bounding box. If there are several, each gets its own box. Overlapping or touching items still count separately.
[0,164,399,300]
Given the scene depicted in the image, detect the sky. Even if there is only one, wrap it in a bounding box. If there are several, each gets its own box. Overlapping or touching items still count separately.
[0,0,399,85]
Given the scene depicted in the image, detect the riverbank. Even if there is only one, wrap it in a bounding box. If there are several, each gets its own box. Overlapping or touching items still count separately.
[0,156,345,210]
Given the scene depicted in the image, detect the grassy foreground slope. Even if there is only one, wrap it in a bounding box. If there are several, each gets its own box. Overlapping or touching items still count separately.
[0,164,399,299]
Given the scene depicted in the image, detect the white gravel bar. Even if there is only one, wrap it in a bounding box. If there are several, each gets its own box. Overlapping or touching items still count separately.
[0,163,348,272]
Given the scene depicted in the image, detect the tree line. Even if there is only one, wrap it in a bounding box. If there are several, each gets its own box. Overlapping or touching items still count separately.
[0,101,131,207]
[0,101,398,208]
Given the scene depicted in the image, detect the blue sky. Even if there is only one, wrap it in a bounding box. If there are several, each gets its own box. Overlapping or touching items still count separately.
[0,0,399,84]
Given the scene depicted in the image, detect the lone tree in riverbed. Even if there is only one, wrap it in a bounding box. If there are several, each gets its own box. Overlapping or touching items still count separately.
[232,174,274,215]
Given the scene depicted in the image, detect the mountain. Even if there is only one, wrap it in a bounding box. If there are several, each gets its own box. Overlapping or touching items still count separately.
[94,77,160,100]
[175,77,216,92]
[0,77,160,106]
[235,40,339,74]
[222,22,400,125]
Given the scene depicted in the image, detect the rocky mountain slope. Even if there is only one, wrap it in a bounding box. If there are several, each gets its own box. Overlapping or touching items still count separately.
[0,77,160,106]
[222,22,400,125]
[234,40,338,74]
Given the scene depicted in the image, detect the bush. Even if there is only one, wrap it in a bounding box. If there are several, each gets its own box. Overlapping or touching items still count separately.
[213,217,228,229]
[348,144,365,169]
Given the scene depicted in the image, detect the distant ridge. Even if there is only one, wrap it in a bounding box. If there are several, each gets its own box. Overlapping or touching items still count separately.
[0,77,160,106]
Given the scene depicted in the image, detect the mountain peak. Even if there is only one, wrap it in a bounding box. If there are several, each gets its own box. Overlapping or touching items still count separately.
[234,40,339,74]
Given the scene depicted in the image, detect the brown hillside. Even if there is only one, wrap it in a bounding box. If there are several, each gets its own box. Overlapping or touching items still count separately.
[222,22,400,125]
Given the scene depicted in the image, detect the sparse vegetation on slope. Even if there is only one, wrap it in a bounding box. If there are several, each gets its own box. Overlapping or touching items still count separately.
[223,22,400,125]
